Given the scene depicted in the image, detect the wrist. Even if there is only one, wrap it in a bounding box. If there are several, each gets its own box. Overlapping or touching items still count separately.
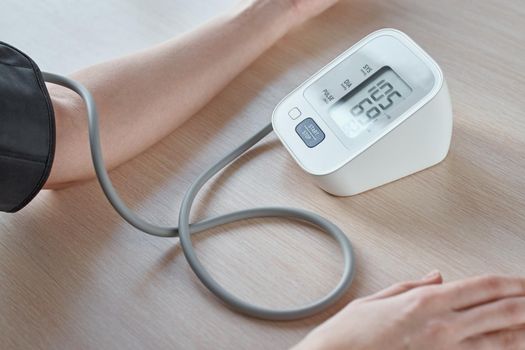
[230,1,297,40]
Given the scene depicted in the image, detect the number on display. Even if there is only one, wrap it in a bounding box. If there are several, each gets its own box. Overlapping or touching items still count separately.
[351,79,403,119]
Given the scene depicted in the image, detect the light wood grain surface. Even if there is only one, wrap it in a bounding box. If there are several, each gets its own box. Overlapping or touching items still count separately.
[1,1,524,349]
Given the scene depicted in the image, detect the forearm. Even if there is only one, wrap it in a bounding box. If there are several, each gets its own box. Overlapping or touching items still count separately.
[45,1,296,188]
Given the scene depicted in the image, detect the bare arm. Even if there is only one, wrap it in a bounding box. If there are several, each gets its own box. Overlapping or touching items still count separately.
[44,0,338,188]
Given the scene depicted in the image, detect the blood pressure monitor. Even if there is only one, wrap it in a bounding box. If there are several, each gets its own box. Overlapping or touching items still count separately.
[40,28,453,321]
[272,29,453,195]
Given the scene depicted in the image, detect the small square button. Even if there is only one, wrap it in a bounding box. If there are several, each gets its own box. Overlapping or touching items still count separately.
[288,107,302,120]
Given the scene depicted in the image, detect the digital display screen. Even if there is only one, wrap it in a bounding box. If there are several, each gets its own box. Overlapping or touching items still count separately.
[329,66,412,138]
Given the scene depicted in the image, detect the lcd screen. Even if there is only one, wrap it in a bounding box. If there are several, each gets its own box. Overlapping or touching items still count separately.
[329,66,412,138]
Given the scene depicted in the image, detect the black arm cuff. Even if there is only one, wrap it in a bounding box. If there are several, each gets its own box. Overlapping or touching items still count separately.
[0,41,56,212]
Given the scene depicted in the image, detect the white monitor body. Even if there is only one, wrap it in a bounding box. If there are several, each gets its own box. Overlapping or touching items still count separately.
[272,28,453,196]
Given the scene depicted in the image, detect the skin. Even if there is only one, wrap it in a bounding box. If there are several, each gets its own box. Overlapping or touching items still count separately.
[43,0,525,348]
[295,273,525,349]
[45,0,337,188]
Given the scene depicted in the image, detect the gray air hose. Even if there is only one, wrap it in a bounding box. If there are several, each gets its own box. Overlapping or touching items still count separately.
[42,72,356,321]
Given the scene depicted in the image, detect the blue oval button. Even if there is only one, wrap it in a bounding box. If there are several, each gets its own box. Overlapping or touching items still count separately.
[295,118,325,148]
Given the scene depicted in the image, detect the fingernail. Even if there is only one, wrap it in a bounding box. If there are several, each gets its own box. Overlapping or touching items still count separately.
[422,270,440,280]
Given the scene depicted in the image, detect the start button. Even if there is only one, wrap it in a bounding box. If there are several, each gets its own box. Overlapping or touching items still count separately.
[295,118,325,148]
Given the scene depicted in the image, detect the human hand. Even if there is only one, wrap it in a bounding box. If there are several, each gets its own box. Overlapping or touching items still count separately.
[295,272,525,350]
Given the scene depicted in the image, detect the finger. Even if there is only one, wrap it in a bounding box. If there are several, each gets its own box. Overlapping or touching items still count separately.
[463,328,525,350]
[363,270,442,301]
[458,296,525,338]
[441,275,525,310]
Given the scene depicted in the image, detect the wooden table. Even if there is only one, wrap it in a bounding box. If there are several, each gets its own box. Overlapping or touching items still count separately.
[1,1,524,349]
